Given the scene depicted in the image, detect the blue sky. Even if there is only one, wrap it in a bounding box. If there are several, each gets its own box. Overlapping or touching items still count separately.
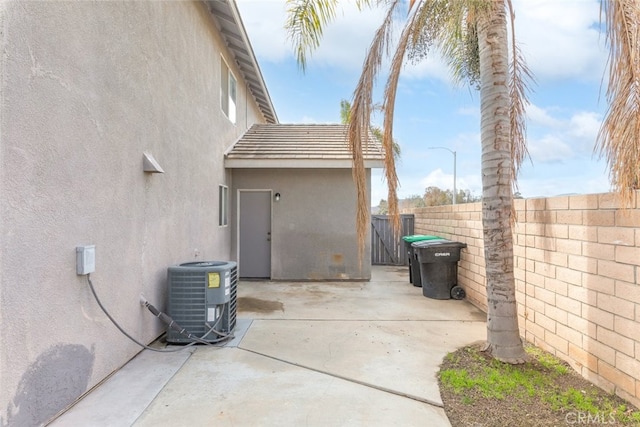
[236,0,611,204]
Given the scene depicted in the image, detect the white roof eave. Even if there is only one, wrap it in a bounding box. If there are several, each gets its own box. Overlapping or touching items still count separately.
[225,158,384,169]
[204,0,278,124]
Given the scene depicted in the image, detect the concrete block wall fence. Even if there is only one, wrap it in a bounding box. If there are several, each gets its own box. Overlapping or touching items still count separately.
[405,192,640,408]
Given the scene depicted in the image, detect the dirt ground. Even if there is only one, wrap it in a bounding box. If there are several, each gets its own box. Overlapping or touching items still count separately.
[438,345,640,427]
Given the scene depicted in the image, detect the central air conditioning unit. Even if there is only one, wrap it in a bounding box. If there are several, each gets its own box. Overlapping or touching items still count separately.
[166,261,238,344]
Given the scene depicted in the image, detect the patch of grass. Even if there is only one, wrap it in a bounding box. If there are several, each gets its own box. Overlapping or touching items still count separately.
[546,387,601,412]
[444,352,461,364]
[618,407,640,424]
[438,344,640,426]
[546,390,640,424]
[439,370,477,394]
[440,354,553,401]
[525,345,569,375]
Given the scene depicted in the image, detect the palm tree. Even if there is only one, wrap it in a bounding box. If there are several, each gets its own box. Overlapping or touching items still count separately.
[286,0,639,363]
[287,0,528,363]
[340,99,401,160]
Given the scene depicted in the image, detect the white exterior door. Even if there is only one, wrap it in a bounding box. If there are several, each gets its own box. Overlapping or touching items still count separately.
[239,191,271,278]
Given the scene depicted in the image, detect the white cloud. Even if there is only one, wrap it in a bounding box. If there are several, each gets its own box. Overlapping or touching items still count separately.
[459,175,483,195]
[526,104,602,163]
[308,4,389,71]
[236,0,290,62]
[527,134,574,163]
[418,169,482,195]
[567,111,601,148]
[400,0,607,83]
[420,169,452,190]
[401,52,451,83]
[238,0,608,84]
[513,0,606,82]
[237,0,388,71]
[527,104,563,128]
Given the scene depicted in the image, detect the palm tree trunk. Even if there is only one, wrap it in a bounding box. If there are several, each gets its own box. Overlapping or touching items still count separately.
[477,1,526,363]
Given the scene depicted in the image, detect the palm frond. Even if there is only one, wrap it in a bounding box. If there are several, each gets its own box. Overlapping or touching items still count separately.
[355,0,376,8]
[508,46,533,183]
[434,0,484,87]
[285,0,377,72]
[348,0,403,262]
[407,0,458,67]
[381,2,425,235]
[597,0,640,205]
[506,0,533,190]
[340,99,351,123]
[285,0,339,72]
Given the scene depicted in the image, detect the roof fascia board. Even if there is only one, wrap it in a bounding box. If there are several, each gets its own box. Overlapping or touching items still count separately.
[225,158,384,169]
[221,0,278,123]
[204,0,278,124]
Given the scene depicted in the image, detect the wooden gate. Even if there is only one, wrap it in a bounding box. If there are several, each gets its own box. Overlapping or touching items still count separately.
[371,214,414,265]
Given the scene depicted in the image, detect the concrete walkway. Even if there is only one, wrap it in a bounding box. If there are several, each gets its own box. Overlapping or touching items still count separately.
[50,266,486,427]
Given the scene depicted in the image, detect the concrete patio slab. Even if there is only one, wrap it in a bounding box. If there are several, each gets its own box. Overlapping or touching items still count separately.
[49,347,195,427]
[49,266,488,427]
[133,347,451,427]
[236,267,486,323]
[239,319,486,406]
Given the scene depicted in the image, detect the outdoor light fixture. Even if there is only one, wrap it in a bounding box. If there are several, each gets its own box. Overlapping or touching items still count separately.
[274,192,281,202]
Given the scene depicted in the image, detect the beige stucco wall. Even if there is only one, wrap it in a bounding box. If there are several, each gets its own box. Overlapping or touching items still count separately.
[231,168,373,281]
[406,192,640,408]
[0,2,265,425]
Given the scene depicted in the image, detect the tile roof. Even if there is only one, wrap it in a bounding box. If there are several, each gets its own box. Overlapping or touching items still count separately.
[225,124,385,168]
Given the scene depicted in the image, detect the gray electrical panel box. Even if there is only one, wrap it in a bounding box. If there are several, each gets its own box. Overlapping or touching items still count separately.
[76,245,96,275]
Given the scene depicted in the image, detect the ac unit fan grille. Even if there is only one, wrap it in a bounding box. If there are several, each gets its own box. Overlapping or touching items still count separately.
[168,272,207,336]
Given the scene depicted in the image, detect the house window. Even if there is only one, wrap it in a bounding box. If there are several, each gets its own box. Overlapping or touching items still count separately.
[219,185,228,226]
[221,58,237,123]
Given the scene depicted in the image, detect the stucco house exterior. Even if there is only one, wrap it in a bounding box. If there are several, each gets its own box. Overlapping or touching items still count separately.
[0,1,383,425]
[0,1,276,425]
[227,124,384,281]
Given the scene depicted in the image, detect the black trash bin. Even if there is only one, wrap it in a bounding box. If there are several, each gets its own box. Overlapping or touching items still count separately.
[402,235,444,286]
[412,240,467,300]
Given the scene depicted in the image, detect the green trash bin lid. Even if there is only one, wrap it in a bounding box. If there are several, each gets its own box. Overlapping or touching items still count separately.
[401,234,442,243]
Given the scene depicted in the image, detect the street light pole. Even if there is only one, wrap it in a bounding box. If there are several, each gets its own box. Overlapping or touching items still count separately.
[453,150,457,205]
[428,147,457,205]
